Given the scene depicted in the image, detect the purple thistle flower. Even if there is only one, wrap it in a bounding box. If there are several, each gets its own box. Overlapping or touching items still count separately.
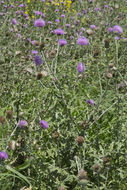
[55,9,59,12]
[34,11,42,15]
[32,50,38,55]
[40,120,48,129]
[25,15,29,20]
[0,151,8,160]
[55,19,60,23]
[10,5,15,8]
[108,27,113,32]
[16,10,24,15]
[17,33,22,38]
[3,5,7,9]
[119,12,122,16]
[48,21,52,24]
[80,27,85,32]
[83,9,88,14]
[77,37,89,45]
[26,38,31,42]
[70,36,74,40]
[119,83,124,89]
[104,5,109,8]
[34,19,45,27]
[54,28,64,35]
[58,39,67,46]
[61,14,65,18]
[113,25,123,34]
[86,99,94,106]
[90,25,96,30]
[77,62,85,73]
[12,18,17,25]
[74,20,80,25]
[94,7,99,12]
[18,120,28,127]
[34,55,42,66]
[31,40,37,45]
[77,12,82,16]
[79,32,83,36]
[19,4,24,7]
[66,23,70,27]
[115,36,120,40]
[41,13,45,17]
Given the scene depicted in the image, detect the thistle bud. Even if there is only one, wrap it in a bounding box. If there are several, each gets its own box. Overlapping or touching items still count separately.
[86,29,93,35]
[37,73,42,80]
[100,21,105,25]
[98,12,103,17]
[108,63,114,68]
[93,50,99,57]
[40,42,45,50]
[9,140,16,150]
[81,121,89,130]
[93,163,100,172]
[103,156,110,165]
[104,38,110,48]
[78,169,87,180]
[6,110,13,119]
[6,32,9,36]
[78,74,84,79]
[33,140,37,145]
[105,71,113,79]
[76,136,84,144]
[52,131,59,139]
[58,186,66,190]
[36,144,40,150]
[115,4,119,9]
[41,71,48,77]
[79,179,88,186]
[0,116,6,124]
[50,50,57,57]
[34,41,40,46]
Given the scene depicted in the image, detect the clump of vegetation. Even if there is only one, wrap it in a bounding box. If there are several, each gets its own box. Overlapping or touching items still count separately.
[0,0,127,189]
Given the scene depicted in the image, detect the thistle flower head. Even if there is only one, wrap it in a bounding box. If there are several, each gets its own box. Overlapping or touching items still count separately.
[12,18,17,25]
[78,169,87,180]
[32,50,38,55]
[34,19,45,27]
[34,55,42,66]
[0,116,6,124]
[0,151,8,160]
[58,39,67,46]
[108,27,113,32]
[77,62,85,73]
[113,25,123,34]
[77,37,89,45]
[54,28,64,35]
[86,99,94,106]
[40,120,48,129]
[18,120,28,127]
[90,24,96,29]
